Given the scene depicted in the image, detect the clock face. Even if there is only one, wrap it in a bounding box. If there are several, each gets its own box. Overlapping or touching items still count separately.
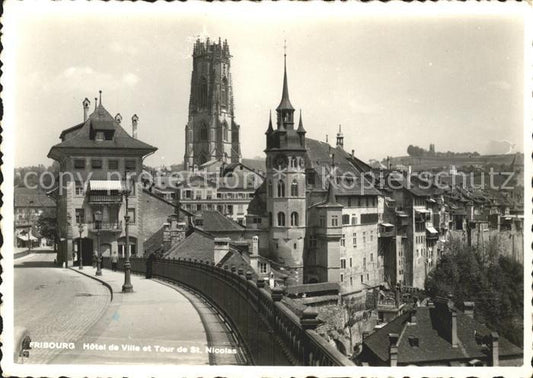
[274,154,287,169]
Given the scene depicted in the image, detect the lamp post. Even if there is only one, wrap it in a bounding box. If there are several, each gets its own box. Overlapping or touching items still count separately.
[95,210,102,276]
[122,176,133,293]
[78,223,84,270]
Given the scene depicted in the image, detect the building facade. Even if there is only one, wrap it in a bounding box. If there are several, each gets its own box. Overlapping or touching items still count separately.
[48,96,174,265]
[184,38,241,170]
[246,54,384,295]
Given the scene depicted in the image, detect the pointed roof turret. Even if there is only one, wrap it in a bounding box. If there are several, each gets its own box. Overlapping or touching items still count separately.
[297,109,306,133]
[276,42,294,111]
[324,181,340,207]
[265,110,274,134]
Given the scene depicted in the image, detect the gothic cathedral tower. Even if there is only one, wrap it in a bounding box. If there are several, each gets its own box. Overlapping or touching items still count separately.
[265,50,307,284]
[184,38,241,170]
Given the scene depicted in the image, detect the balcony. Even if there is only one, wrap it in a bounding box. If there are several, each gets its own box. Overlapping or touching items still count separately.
[87,221,122,233]
[88,194,123,204]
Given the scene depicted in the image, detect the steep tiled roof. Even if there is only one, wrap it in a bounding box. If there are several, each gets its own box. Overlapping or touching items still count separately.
[165,229,215,261]
[14,187,56,208]
[194,210,245,232]
[48,103,156,160]
[143,225,165,256]
[363,306,522,365]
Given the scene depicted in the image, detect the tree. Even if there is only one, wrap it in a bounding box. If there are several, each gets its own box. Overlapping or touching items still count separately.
[426,239,523,347]
[36,213,59,251]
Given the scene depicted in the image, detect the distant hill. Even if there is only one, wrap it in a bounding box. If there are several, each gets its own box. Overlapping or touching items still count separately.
[382,153,523,171]
[241,157,266,172]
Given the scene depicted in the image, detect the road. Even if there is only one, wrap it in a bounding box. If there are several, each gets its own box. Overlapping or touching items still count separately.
[14,252,110,363]
[14,251,243,365]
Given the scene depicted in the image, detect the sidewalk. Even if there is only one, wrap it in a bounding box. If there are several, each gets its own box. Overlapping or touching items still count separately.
[52,268,211,365]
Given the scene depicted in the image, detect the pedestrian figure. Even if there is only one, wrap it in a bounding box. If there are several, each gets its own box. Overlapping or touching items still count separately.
[111,252,118,272]
[145,252,155,279]
[92,250,98,268]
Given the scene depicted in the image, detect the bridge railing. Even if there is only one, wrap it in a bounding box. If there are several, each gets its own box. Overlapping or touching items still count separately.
[102,256,354,366]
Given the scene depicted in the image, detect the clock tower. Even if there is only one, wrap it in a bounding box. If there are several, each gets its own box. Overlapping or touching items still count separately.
[264,50,307,283]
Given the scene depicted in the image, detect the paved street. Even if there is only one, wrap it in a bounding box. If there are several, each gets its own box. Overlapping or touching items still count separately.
[14,251,110,364]
[14,252,242,365]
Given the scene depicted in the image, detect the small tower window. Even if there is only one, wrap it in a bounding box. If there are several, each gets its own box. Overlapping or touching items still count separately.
[291,180,298,197]
[277,212,286,227]
[277,180,285,197]
[221,77,228,108]
[267,180,272,197]
[223,122,229,141]
[290,212,299,227]
[200,77,208,108]
[200,123,208,141]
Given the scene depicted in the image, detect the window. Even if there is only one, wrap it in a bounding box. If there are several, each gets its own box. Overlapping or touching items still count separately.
[125,159,136,172]
[340,259,346,269]
[91,159,103,169]
[290,212,299,227]
[340,274,344,282]
[108,159,119,170]
[221,77,228,107]
[351,215,357,225]
[75,181,84,196]
[185,190,192,199]
[367,274,369,281]
[227,205,233,215]
[291,180,298,197]
[370,253,373,262]
[259,262,267,274]
[349,257,353,268]
[200,123,208,141]
[269,212,273,226]
[332,215,338,227]
[200,76,208,107]
[363,257,366,270]
[361,275,364,283]
[96,131,104,141]
[74,159,85,169]
[340,234,345,247]
[127,208,136,224]
[350,277,353,286]
[206,191,212,200]
[370,231,374,242]
[353,233,357,247]
[277,180,285,197]
[75,208,85,224]
[342,214,350,225]
[277,212,286,227]
[319,216,326,227]
[363,232,366,243]
[217,193,222,199]
[223,123,229,141]
[217,205,223,212]
[195,191,202,200]
[293,243,297,249]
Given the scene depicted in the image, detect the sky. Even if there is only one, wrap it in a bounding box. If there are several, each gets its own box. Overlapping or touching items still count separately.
[5,2,527,168]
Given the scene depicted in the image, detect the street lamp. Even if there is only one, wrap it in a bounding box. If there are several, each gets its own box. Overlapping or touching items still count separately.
[78,223,84,270]
[95,210,102,276]
[122,176,133,293]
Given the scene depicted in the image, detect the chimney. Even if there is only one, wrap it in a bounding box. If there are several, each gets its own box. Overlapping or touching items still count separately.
[83,98,91,121]
[132,114,139,139]
[115,113,123,124]
[351,149,355,158]
[213,237,231,265]
[388,333,399,366]
[451,307,458,348]
[463,301,475,319]
[490,332,499,366]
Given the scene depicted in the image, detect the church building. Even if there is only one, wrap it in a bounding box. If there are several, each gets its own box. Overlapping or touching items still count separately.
[246,51,386,299]
[183,38,242,170]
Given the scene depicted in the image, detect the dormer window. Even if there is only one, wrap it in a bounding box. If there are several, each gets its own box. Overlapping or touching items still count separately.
[96,131,104,142]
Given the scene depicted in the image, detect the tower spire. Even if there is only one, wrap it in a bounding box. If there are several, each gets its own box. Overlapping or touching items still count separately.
[277,40,294,111]
[266,110,273,134]
[99,90,102,106]
[297,109,306,133]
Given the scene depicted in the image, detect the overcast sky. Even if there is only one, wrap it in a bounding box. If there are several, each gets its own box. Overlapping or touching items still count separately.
[6,2,526,168]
